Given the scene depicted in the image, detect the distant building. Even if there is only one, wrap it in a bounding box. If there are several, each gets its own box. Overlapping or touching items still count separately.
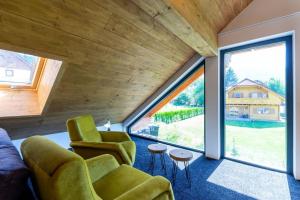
[0,49,38,84]
[226,79,285,121]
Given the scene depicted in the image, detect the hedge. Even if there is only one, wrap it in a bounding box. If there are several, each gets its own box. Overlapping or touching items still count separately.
[225,120,285,128]
[154,107,204,124]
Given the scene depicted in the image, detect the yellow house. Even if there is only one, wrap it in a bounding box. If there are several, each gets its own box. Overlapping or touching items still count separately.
[226,79,285,121]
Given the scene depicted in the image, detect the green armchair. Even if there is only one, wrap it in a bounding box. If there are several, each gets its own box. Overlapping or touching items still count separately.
[66,115,136,165]
[21,136,174,200]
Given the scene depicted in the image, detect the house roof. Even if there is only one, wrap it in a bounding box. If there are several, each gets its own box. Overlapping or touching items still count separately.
[0,49,38,70]
[235,78,260,86]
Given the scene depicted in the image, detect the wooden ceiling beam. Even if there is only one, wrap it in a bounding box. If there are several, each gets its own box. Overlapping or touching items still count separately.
[131,0,218,57]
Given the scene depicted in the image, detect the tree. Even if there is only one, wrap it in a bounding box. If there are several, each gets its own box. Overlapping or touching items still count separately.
[172,77,205,107]
[225,67,238,88]
[192,78,205,106]
[172,92,191,106]
[267,78,285,96]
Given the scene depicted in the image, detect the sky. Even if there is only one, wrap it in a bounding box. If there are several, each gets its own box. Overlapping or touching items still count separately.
[225,42,286,83]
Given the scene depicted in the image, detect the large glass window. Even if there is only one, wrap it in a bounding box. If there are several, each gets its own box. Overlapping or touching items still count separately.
[221,37,293,171]
[129,66,205,150]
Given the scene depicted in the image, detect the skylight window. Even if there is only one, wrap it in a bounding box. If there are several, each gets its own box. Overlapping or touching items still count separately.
[0,49,45,89]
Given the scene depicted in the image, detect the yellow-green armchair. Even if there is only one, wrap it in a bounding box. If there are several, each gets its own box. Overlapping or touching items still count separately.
[21,136,174,200]
[66,115,136,165]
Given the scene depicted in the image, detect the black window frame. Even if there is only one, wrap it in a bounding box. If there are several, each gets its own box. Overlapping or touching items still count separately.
[220,35,293,174]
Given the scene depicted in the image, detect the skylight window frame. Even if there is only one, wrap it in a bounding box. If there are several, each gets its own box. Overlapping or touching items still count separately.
[0,57,47,90]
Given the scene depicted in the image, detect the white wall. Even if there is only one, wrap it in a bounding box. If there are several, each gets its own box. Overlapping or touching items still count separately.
[205,57,220,159]
[218,0,300,179]
[222,0,300,33]
[98,123,124,132]
[13,123,124,154]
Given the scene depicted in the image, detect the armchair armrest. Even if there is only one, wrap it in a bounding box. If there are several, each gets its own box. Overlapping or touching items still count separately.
[99,131,132,142]
[86,154,119,183]
[115,176,174,200]
[71,141,132,164]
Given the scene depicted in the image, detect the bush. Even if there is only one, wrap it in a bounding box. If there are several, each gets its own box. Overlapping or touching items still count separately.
[154,107,204,124]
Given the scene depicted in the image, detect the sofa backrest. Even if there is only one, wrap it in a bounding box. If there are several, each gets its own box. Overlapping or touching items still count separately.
[0,128,32,200]
[67,115,102,142]
[21,136,101,200]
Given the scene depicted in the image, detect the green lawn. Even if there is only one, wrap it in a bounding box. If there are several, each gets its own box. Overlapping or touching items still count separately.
[225,122,286,170]
[155,115,205,150]
[225,120,285,128]
[153,116,286,170]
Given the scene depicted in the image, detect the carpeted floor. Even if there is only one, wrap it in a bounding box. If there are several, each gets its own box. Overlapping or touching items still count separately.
[13,133,300,200]
[132,136,300,200]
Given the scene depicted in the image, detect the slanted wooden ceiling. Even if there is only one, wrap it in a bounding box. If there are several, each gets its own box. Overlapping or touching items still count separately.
[132,0,253,56]
[0,0,251,138]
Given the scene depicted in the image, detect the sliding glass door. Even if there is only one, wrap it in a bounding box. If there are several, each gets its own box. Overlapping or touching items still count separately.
[221,36,293,171]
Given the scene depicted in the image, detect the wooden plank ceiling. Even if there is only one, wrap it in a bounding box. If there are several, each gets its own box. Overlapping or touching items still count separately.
[0,0,251,138]
[131,0,253,56]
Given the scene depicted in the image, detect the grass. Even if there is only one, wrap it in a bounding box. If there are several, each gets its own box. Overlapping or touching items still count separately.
[152,116,286,170]
[156,115,205,150]
[225,120,286,170]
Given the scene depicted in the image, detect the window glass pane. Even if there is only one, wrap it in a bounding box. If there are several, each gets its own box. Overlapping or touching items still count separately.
[0,49,39,85]
[130,68,205,150]
[224,42,286,170]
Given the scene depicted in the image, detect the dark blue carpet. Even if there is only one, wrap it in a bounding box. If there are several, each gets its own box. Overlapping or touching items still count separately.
[132,137,300,200]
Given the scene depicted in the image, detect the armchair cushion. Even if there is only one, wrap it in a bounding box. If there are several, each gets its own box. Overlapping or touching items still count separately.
[86,154,119,183]
[115,176,174,200]
[100,131,131,142]
[70,141,132,165]
[67,115,102,142]
[93,164,152,200]
[120,141,136,161]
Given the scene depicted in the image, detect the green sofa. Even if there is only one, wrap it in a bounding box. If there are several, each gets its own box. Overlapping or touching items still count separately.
[21,136,175,200]
[67,115,136,165]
